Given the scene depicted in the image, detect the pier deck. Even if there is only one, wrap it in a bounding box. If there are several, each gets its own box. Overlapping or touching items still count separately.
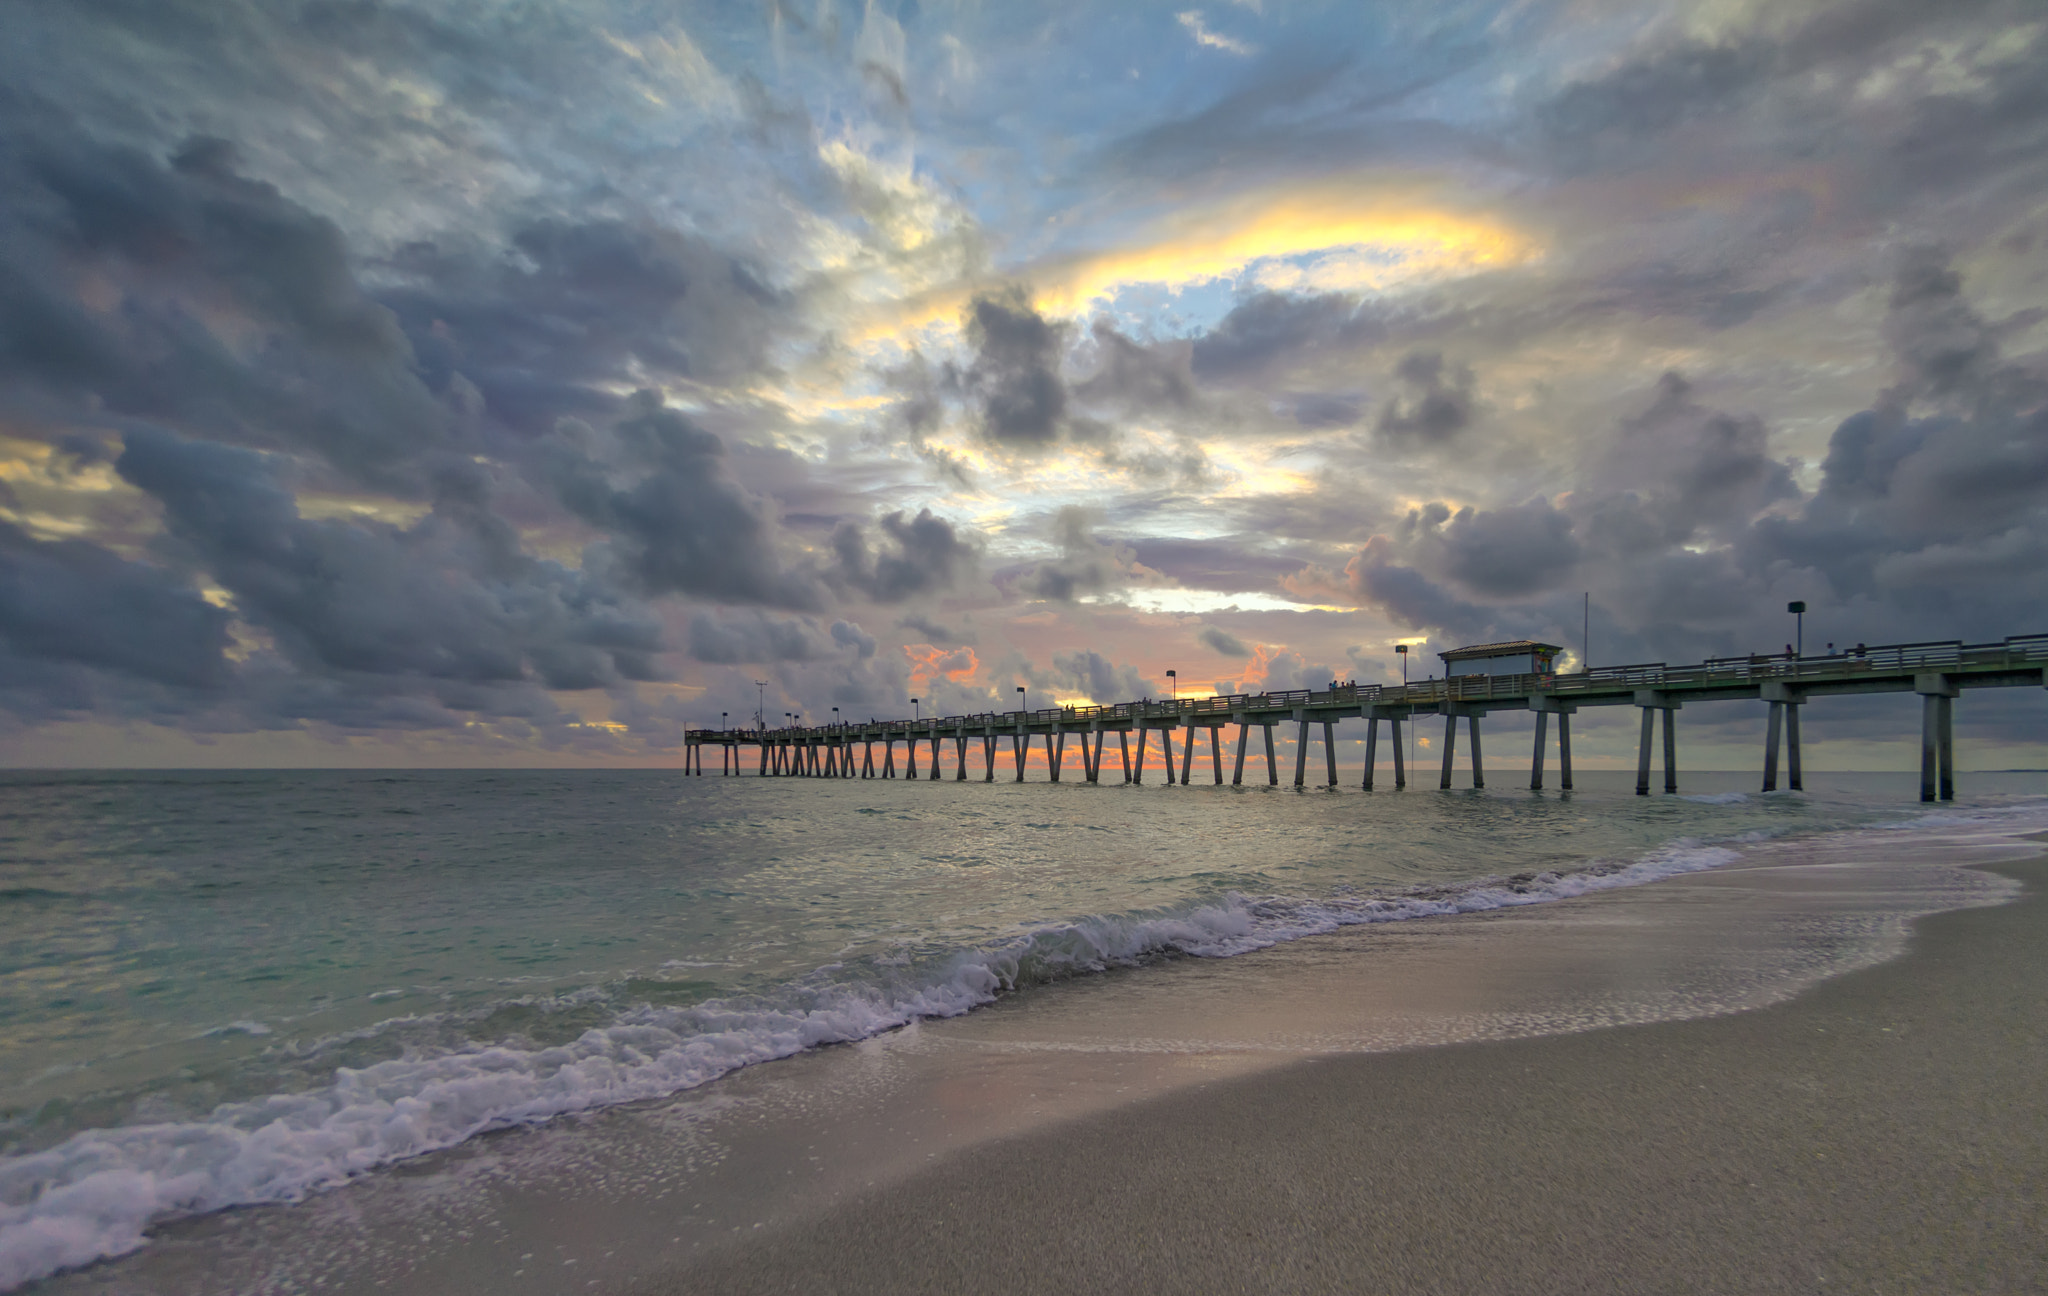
[683,634,2048,802]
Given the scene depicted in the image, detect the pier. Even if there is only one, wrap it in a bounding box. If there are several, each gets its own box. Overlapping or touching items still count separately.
[683,634,2048,802]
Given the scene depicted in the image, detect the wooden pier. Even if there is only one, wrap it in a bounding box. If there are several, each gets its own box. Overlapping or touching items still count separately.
[682,634,2048,803]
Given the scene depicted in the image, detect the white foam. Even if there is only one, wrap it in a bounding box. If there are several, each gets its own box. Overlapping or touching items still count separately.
[1680,792,1750,804]
[0,824,1978,1291]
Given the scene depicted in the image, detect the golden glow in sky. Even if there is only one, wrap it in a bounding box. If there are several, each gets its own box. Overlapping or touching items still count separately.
[1032,181,1540,314]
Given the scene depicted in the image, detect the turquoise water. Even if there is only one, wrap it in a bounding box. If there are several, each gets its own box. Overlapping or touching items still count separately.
[1,768,2043,1287]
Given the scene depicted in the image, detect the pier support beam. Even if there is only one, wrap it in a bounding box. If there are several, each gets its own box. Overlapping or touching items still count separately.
[1391,718,1405,789]
[1917,673,1958,802]
[1787,706,1803,792]
[1323,721,1338,787]
[1210,727,1224,785]
[1633,692,1681,795]
[1759,683,1801,793]
[1013,731,1029,782]
[1264,724,1278,786]
[1180,725,1196,786]
[1662,710,1677,794]
[983,734,997,782]
[1363,717,1378,789]
[1530,712,1546,791]
[1232,722,1248,785]
[1119,730,1132,783]
[905,737,918,780]
[1050,733,1065,782]
[956,736,968,780]
[1470,715,1484,789]
[1134,728,1149,784]
[882,739,895,779]
[1293,715,1310,788]
[1559,714,1572,791]
[1088,729,1104,783]
[1439,714,1458,789]
[929,734,942,780]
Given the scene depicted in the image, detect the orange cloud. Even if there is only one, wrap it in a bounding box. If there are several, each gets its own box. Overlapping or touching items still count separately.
[905,643,979,688]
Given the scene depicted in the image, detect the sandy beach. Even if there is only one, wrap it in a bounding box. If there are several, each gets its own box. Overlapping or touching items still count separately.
[660,847,2048,1295]
[36,820,2047,1295]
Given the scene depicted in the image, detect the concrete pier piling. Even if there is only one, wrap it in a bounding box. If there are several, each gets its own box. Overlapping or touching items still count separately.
[684,635,2045,800]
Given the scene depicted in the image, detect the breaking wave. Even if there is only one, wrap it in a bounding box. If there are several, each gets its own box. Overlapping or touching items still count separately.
[0,834,1763,1289]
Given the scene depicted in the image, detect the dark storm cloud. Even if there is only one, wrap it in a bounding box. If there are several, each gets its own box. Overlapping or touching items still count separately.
[1438,500,1581,598]
[897,613,974,647]
[1088,36,1490,187]
[1537,38,1772,174]
[1289,392,1362,429]
[384,217,790,435]
[1375,351,1475,444]
[0,120,450,485]
[1343,537,1488,635]
[1021,507,1154,603]
[1050,649,1150,704]
[1125,537,1307,594]
[1529,0,2047,227]
[116,427,663,693]
[1190,292,1356,382]
[828,507,978,603]
[1071,320,1195,413]
[1196,625,1252,658]
[1585,372,1799,551]
[687,611,877,664]
[543,392,828,611]
[963,288,1068,445]
[0,519,231,690]
[1736,251,2048,640]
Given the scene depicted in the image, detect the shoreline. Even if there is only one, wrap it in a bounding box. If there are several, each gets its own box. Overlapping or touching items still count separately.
[661,844,2048,1295]
[35,813,2044,1294]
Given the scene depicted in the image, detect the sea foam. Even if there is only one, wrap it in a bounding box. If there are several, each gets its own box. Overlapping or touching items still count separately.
[0,833,1813,1290]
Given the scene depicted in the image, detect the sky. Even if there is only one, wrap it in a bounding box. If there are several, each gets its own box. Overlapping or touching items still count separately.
[2,0,2045,769]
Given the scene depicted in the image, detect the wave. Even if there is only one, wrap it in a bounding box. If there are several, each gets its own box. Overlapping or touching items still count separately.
[0,831,1845,1291]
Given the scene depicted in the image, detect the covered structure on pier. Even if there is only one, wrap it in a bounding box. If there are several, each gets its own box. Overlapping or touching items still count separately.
[1438,640,1563,678]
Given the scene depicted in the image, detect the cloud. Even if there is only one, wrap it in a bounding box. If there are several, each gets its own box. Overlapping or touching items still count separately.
[1050,649,1150,704]
[1585,371,1799,550]
[0,124,451,486]
[1176,11,1255,57]
[1375,351,1475,444]
[385,216,790,434]
[688,611,844,663]
[0,519,231,691]
[116,427,663,694]
[542,392,827,610]
[1022,507,1166,602]
[829,507,979,603]
[962,287,1070,446]
[1072,320,1196,414]
[1197,625,1252,657]
[1439,500,1581,598]
[1191,293,1356,382]
[897,613,975,647]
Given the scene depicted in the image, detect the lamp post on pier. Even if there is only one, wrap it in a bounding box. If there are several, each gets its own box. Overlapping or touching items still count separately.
[1166,669,1177,701]
[1017,685,1026,712]
[912,697,920,722]
[1788,601,1806,657]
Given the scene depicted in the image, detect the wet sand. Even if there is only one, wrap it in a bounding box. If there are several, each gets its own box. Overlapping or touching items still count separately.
[652,847,2048,1294]
[40,824,2046,1295]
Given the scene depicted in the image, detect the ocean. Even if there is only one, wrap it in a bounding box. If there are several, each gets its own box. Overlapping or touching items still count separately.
[3,767,2045,1290]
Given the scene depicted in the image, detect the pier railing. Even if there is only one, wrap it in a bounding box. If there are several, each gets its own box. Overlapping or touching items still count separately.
[705,635,2048,742]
